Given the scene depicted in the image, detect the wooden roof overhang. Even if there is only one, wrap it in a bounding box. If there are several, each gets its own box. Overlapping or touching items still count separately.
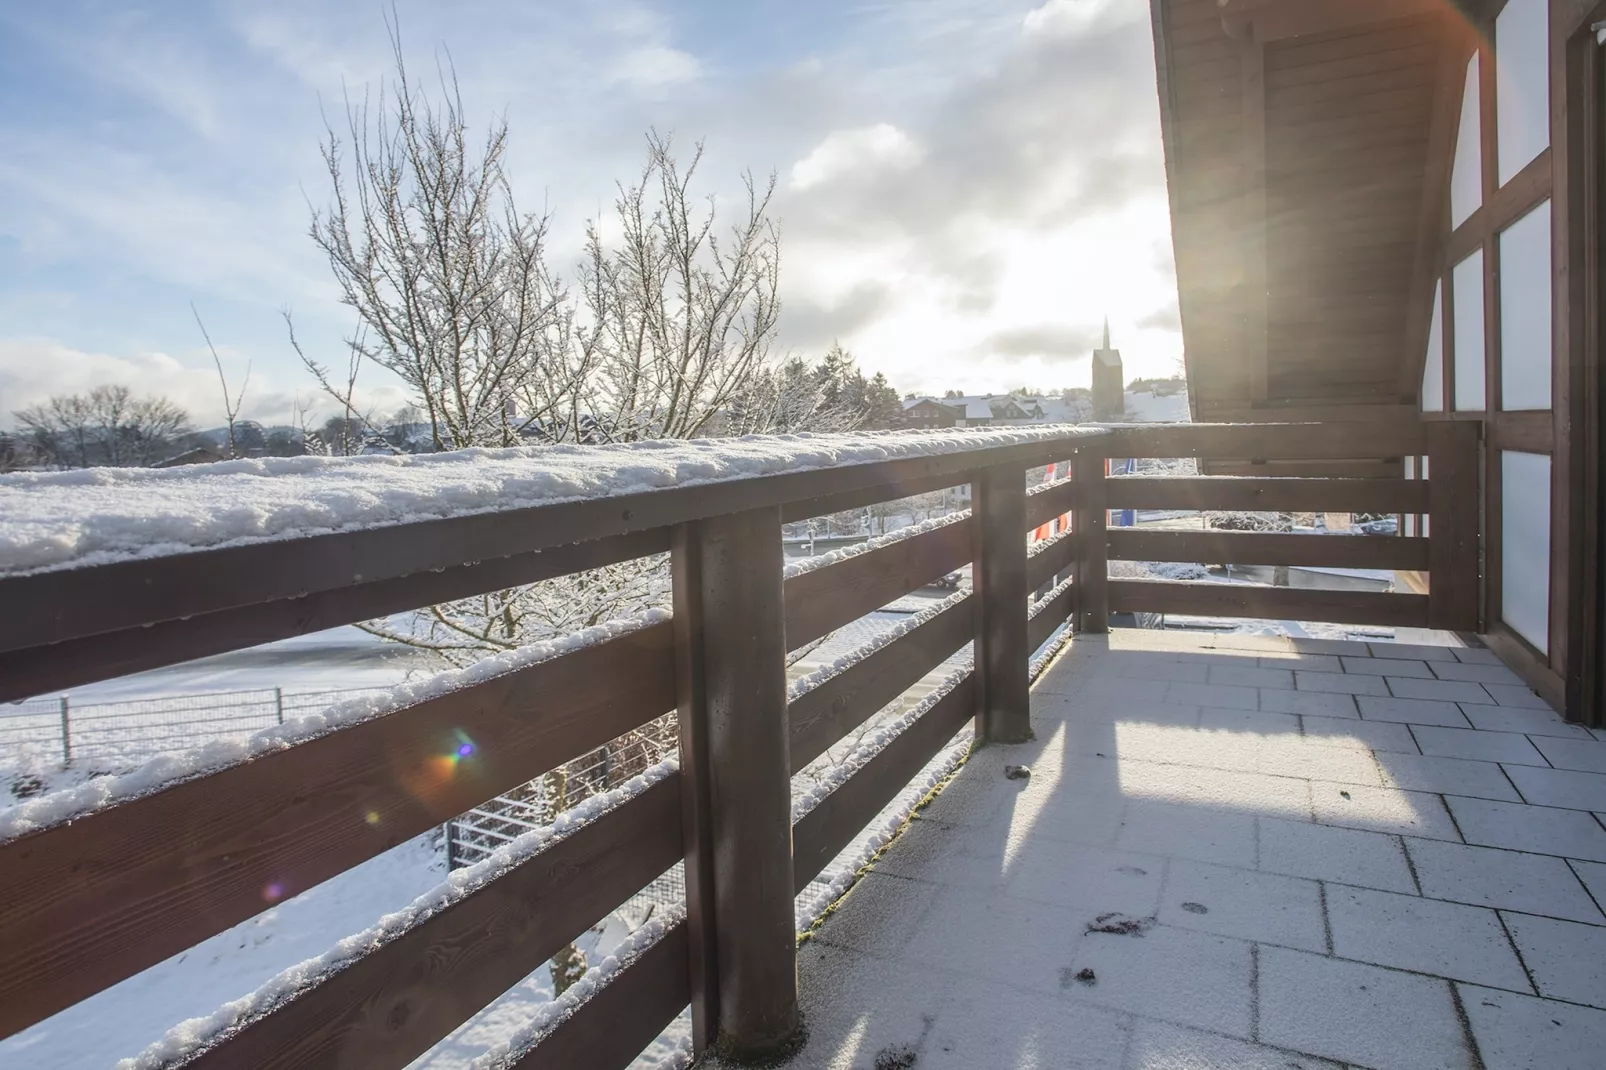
[1150,0,1491,431]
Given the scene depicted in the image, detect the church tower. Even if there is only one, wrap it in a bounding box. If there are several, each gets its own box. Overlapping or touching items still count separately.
[1091,317,1124,420]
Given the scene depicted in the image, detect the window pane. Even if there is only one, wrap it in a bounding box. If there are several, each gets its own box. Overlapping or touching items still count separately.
[1496,0,1550,186]
[1501,450,1551,653]
[1451,53,1483,227]
[1453,250,1485,411]
[1499,200,1552,410]
[1422,279,1444,411]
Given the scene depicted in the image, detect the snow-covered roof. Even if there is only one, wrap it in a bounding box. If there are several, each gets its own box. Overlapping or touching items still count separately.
[0,427,1106,577]
[964,401,993,420]
[1122,388,1191,423]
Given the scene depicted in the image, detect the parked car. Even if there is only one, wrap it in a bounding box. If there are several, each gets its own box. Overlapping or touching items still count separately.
[928,572,962,590]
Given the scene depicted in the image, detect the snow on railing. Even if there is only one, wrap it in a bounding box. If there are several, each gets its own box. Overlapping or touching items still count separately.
[0,427,1102,577]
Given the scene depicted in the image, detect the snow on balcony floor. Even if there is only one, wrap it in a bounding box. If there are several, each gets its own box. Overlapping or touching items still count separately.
[788,629,1606,1070]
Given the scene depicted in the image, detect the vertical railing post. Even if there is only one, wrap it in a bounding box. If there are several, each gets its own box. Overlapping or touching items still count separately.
[59,697,71,768]
[1427,421,1482,631]
[672,506,799,1061]
[971,464,1032,743]
[273,687,284,725]
[1074,449,1109,633]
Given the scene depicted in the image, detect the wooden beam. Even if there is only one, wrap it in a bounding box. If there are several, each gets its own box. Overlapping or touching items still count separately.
[507,923,690,1070]
[971,466,1031,743]
[1025,475,1079,530]
[1027,529,1079,592]
[1102,422,1428,460]
[1242,30,1270,404]
[1426,421,1483,631]
[0,434,1094,658]
[788,595,973,772]
[1104,476,1428,514]
[1222,0,1446,43]
[1028,580,1077,653]
[782,519,972,648]
[791,675,975,890]
[1400,34,1475,403]
[0,624,677,1039]
[1108,579,1431,627]
[0,528,670,705]
[681,507,798,1059]
[179,778,682,1069]
[1074,453,1110,634]
[1107,528,1430,571]
[670,526,717,1056]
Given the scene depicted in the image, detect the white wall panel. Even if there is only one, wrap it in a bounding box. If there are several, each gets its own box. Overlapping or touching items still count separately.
[1422,279,1445,411]
[1451,53,1483,227]
[1501,450,1551,653]
[1499,200,1552,410]
[1453,250,1486,411]
[1496,0,1550,186]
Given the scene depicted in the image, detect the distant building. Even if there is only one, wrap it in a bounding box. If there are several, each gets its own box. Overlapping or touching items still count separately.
[901,398,959,429]
[1092,318,1124,420]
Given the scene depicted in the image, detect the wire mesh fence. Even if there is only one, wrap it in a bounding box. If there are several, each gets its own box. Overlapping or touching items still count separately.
[0,686,391,772]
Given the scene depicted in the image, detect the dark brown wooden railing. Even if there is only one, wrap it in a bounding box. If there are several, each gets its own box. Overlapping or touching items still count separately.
[0,420,1483,1067]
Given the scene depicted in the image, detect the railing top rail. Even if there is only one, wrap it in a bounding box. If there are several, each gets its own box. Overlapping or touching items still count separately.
[0,427,1102,655]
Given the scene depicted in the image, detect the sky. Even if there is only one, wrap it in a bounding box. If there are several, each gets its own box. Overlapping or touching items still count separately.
[0,0,1183,428]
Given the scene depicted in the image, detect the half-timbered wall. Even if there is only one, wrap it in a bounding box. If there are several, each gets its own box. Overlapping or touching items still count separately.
[1419,0,1567,706]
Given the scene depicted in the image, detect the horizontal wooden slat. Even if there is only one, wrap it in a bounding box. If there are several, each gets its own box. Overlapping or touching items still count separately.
[784,519,972,648]
[1027,530,1078,592]
[1107,529,1430,571]
[508,922,690,1070]
[1201,460,1406,480]
[789,596,973,771]
[1025,475,1079,530]
[793,675,976,890]
[1,436,1095,657]
[780,471,966,524]
[1028,581,1076,653]
[0,528,670,705]
[1107,579,1430,627]
[185,777,683,1069]
[1104,477,1426,514]
[1102,422,1427,461]
[0,624,677,1039]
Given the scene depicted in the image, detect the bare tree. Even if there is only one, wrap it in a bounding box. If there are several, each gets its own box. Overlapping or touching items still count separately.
[14,386,191,468]
[294,24,584,452]
[193,305,250,459]
[579,132,781,441]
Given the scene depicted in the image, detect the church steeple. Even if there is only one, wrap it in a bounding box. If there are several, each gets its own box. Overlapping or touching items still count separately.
[1091,317,1124,420]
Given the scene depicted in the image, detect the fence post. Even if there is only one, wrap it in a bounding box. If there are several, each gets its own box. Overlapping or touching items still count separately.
[672,506,799,1061]
[59,697,71,768]
[1427,421,1481,631]
[443,818,459,871]
[273,687,284,725]
[972,464,1032,743]
[1074,450,1110,633]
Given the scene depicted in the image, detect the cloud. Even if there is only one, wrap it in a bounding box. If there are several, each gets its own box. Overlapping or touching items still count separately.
[979,323,1102,362]
[779,281,895,351]
[0,338,408,429]
[790,124,923,190]
[610,45,700,89]
[1136,303,1181,333]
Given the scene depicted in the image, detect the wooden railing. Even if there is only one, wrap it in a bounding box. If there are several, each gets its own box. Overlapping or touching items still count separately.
[0,420,1482,1067]
[1081,421,1481,633]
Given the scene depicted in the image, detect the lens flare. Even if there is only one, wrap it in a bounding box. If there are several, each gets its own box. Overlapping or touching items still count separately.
[262,883,285,902]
